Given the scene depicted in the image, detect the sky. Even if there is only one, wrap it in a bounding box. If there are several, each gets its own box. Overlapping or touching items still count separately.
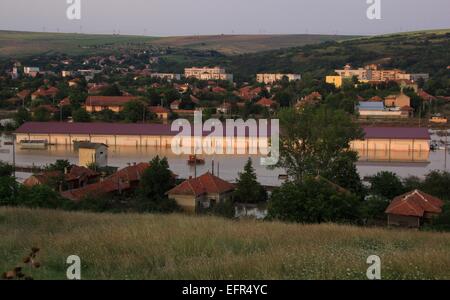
[0,0,449,36]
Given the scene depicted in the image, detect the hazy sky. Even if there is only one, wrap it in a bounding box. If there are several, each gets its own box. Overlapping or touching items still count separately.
[0,0,449,36]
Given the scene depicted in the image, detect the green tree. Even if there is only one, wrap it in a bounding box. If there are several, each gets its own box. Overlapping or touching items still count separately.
[369,171,404,200]
[122,100,146,123]
[102,84,122,96]
[268,177,361,223]
[14,107,31,126]
[359,195,390,223]
[276,105,363,182]
[135,156,177,212]
[72,108,91,122]
[32,107,51,122]
[17,185,68,209]
[235,158,267,203]
[421,171,450,201]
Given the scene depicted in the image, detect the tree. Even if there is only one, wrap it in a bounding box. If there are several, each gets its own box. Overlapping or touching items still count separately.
[14,108,31,126]
[102,84,122,96]
[276,105,364,182]
[122,100,146,123]
[421,171,450,201]
[17,185,69,209]
[268,177,361,223]
[0,164,17,206]
[369,171,404,200]
[359,195,390,223]
[235,158,267,204]
[135,156,177,212]
[72,108,91,122]
[32,107,51,122]
[44,160,71,172]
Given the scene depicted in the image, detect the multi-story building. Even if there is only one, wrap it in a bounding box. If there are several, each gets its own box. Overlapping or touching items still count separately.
[256,73,301,84]
[150,73,181,81]
[184,67,233,82]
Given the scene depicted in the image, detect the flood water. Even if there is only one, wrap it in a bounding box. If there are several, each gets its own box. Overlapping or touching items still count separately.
[1,132,449,186]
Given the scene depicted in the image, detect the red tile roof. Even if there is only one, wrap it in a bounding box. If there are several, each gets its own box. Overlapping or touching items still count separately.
[256,97,275,107]
[385,190,444,217]
[86,96,139,107]
[148,106,170,114]
[61,163,150,201]
[167,172,235,197]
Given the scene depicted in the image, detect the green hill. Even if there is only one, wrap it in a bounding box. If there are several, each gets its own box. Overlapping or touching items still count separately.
[0,30,357,58]
[1,207,450,280]
[223,29,450,79]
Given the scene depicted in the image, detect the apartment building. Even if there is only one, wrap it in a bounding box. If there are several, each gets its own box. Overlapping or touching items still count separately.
[256,73,301,84]
[184,67,233,82]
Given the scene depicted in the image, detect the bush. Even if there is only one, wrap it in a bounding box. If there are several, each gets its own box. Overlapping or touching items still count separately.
[268,177,361,223]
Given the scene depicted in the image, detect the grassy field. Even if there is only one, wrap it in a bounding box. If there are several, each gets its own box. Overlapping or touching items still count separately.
[0,30,156,58]
[0,30,357,57]
[149,34,358,55]
[1,207,450,280]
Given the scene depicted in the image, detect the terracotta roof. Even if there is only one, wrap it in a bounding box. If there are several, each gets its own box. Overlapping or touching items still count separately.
[32,87,59,98]
[369,96,383,102]
[86,96,139,107]
[148,106,170,114]
[16,90,31,99]
[167,172,235,197]
[59,97,71,106]
[61,163,150,201]
[385,190,444,217]
[256,97,275,107]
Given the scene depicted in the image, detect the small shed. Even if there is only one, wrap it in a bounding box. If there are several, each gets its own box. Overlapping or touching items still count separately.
[385,190,444,228]
[77,142,108,168]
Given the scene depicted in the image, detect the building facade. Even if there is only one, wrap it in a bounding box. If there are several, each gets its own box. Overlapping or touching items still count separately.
[256,73,301,84]
[184,67,233,82]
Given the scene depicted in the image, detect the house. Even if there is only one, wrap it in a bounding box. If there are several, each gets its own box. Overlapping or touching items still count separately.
[85,96,139,113]
[256,97,276,109]
[23,165,100,191]
[31,105,59,118]
[148,106,170,120]
[418,90,436,102]
[31,87,59,100]
[170,100,181,110]
[87,83,109,95]
[429,114,448,124]
[16,90,31,102]
[384,93,411,108]
[238,86,262,101]
[77,142,108,168]
[59,97,71,106]
[212,86,227,94]
[385,190,444,228]
[256,73,301,84]
[166,172,235,213]
[357,101,411,118]
[61,163,150,201]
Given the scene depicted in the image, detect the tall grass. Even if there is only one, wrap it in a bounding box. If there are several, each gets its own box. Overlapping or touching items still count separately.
[1,207,450,279]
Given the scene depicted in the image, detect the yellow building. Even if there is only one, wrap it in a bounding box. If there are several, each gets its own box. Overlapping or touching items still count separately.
[77,142,108,168]
[85,96,139,113]
[166,172,235,213]
[326,75,344,88]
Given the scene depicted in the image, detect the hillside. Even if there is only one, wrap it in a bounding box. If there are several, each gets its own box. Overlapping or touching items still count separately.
[1,207,450,280]
[0,30,357,58]
[149,34,358,55]
[222,29,450,79]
